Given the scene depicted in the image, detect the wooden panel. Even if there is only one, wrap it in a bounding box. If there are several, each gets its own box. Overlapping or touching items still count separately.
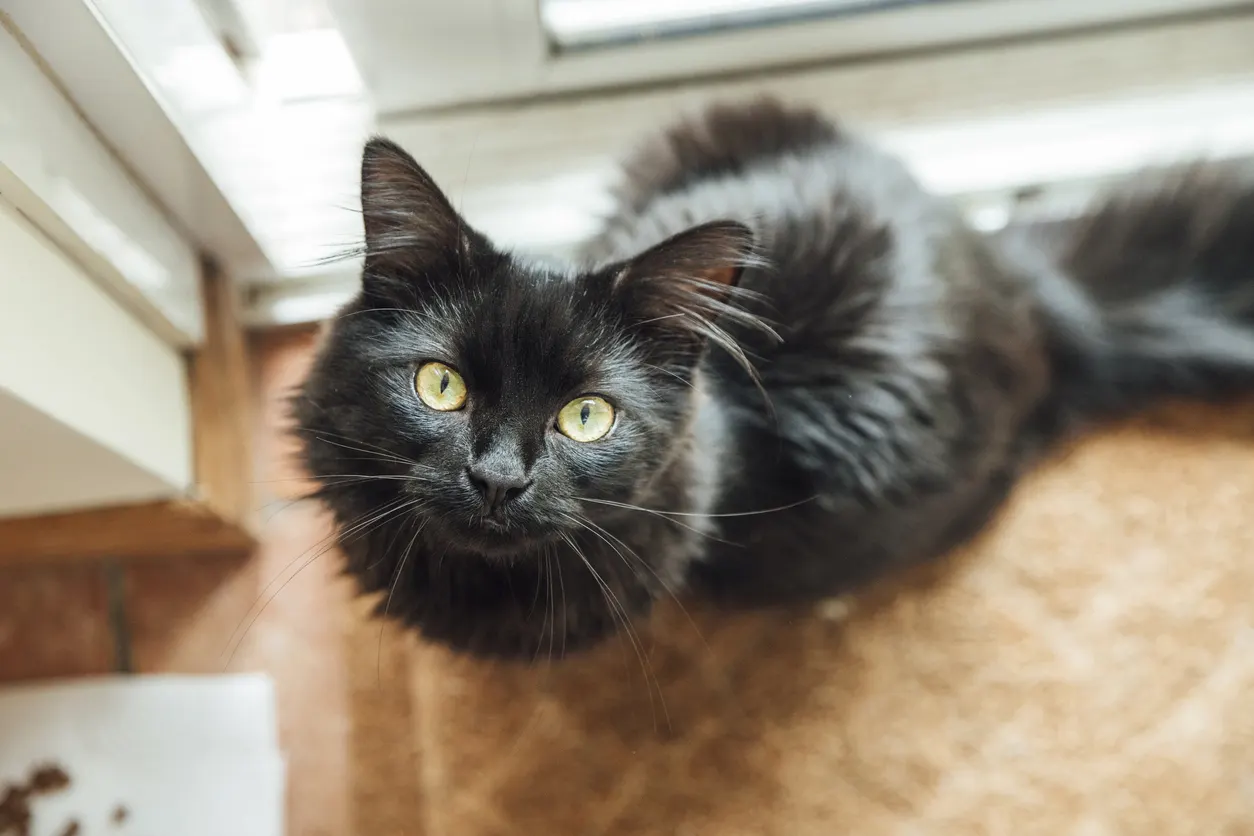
[0,563,115,681]
[0,500,254,564]
[188,261,256,532]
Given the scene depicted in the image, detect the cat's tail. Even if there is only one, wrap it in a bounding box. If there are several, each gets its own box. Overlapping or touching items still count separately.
[1036,162,1254,429]
[614,97,839,214]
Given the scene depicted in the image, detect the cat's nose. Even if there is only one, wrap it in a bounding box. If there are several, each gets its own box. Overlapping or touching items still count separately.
[465,463,531,515]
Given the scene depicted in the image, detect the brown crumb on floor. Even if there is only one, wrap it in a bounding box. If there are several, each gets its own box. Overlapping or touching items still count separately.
[112,804,129,825]
[0,784,33,836]
[57,820,80,836]
[0,763,74,836]
[28,766,70,795]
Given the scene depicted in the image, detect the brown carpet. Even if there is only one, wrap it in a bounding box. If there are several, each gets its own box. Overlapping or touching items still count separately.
[253,330,1254,835]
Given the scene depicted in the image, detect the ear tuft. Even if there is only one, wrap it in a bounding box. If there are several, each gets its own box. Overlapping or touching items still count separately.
[359,137,466,276]
[614,220,756,294]
[613,221,775,374]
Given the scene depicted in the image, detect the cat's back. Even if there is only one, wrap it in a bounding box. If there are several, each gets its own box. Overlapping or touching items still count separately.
[588,100,1053,603]
[582,98,936,274]
[584,98,1040,381]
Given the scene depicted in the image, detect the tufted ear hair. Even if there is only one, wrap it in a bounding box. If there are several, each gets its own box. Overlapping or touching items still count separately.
[611,220,775,374]
[358,137,478,290]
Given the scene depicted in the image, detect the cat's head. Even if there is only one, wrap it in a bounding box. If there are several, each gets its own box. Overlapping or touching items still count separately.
[295,137,760,593]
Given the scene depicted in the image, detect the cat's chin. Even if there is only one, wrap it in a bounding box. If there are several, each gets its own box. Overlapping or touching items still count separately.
[436,518,563,561]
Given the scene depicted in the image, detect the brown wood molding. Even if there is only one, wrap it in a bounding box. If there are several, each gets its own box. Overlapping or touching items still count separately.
[188,260,256,532]
[0,261,258,565]
[0,500,254,563]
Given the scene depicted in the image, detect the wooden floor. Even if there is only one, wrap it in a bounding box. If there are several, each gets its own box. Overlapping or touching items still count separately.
[3,326,1253,834]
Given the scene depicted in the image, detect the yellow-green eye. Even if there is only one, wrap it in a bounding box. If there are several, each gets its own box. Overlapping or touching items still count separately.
[415,362,467,411]
[557,396,615,442]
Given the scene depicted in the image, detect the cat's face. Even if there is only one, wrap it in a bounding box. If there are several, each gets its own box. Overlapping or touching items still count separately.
[296,138,758,562]
[302,253,694,558]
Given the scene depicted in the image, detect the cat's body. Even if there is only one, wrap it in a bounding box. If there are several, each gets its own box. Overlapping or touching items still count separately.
[295,99,1254,659]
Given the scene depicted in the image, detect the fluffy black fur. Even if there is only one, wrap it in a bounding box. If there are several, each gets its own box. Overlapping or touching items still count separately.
[293,98,1254,659]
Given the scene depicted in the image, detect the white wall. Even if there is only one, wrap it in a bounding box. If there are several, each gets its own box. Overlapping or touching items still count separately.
[0,16,205,347]
[0,389,177,518]
[0,199,192,518]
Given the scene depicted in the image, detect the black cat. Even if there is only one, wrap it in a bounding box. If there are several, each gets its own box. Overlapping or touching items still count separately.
[293,98,1254,660]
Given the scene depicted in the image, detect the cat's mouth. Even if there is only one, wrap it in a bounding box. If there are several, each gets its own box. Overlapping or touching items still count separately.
[441,514,562,559]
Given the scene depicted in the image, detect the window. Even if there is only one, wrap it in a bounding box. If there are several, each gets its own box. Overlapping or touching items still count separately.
[542,0,977,51]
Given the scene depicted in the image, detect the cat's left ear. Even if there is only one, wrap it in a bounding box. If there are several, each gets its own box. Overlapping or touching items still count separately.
[612,220,767,367]
[359,137,474,280]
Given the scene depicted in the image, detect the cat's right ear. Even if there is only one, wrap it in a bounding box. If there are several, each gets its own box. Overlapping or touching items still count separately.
[359,137,471,282]
[608,221,775,375]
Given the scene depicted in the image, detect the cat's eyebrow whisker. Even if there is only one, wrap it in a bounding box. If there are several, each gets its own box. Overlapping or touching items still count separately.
[644,363,695,390]
[631,312,687,328]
